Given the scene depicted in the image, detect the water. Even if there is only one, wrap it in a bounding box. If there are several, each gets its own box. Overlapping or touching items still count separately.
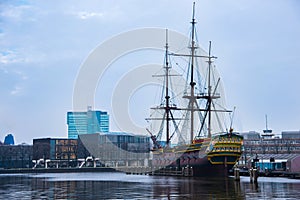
[0,172,300,199]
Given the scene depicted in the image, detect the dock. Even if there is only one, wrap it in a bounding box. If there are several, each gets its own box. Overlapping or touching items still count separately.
[0,167,116,174]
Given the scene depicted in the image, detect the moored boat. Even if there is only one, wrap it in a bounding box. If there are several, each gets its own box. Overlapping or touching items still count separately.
[148,3,243,177]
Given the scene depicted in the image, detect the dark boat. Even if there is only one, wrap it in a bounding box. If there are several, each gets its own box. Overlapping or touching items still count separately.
[147,3,243,177]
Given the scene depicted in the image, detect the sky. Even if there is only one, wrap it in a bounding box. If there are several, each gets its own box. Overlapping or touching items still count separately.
[0,0,300,144]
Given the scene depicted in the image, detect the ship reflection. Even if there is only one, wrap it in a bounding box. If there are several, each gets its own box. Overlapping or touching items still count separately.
[151,176,244,199]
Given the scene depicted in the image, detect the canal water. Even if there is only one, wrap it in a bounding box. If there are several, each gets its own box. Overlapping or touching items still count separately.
[0,172,300,199]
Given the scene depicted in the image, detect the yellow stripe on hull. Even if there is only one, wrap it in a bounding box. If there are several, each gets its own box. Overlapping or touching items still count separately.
[208,161,238,165]
[207,153,241,157]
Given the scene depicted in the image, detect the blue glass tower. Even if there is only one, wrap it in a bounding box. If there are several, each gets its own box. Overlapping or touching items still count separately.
[67,107,109,139]
[4,133,15,145]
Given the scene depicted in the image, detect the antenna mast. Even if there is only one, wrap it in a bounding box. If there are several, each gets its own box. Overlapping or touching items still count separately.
[262,114,273,138]
[265,115,268,130]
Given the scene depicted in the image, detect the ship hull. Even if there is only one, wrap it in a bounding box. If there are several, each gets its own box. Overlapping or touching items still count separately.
[191,161,232,177]
[151,151,238,177]
[151,133,243,177]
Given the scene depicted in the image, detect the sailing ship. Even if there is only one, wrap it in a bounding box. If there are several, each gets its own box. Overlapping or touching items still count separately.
[147,3,243,176]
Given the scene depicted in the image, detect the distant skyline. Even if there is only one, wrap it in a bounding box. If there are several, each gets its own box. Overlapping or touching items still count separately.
[1,0,300,144]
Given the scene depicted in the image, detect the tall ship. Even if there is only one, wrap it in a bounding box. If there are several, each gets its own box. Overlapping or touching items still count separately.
[147,3,243,176]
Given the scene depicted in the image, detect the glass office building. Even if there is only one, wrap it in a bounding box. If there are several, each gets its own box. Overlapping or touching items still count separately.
[33,138,78,168]
[67,108,109,139]
[4,133,15,145]
[33,138,78,160]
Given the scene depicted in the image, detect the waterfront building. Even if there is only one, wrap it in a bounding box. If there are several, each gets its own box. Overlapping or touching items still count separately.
[67,107,109,139]
[243,131,300,155]
[282,130,300,139]
[0,143,33,168]
[240,131,261,140]
[4,133,15,145]
[240,130,300,168]
[33,138,78,168]
[78,132,150,167]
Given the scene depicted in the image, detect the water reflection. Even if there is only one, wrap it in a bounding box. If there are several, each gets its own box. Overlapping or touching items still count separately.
[241,177,300,200]
[151,176,244,199]
[31,180,146,199]
[0,173,300,199]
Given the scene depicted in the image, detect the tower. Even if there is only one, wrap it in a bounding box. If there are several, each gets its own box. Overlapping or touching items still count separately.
[4,133,15,145]
[67,107,109,139]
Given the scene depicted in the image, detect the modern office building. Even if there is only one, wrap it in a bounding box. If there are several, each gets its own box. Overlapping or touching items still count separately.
[33,138,78,168]
[0,143,33,168]
[282,130,300,139]
[4,133,15,145]
[240,131,261,140]
[78,132,150,167]
[67,107,109,139]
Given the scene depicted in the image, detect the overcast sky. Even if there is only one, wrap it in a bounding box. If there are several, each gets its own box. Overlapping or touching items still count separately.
[1,0,300,144]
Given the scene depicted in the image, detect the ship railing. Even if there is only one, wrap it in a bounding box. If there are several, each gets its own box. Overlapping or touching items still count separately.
[212,146,242,153]
[217,139,243,144]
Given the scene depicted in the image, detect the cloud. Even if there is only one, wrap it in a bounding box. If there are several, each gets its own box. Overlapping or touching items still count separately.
[0,48,47,65]
[66,2,123,22]
[0,4,36,22]
[0,50,23,64]
[10,85,22,96]
[14,70,28,80]
[73,11,105,20]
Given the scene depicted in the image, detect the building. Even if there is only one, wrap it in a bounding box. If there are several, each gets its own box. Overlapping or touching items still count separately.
[286,155,300,173]
[282,130,300,139]
[240,131,261,140]
[33,138,78,168]
[0,144,33,168]
[4,133,15,145]
[240,131,300,170]
[78,132,150,167]
[67,107,109,139]
[248,154,300,172]
[243,130,300,156]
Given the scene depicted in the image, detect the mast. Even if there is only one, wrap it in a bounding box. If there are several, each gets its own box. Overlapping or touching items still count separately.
[148,3,233,148]
[171,3,222,140]
[147,29,183,147]
[207,41,212,138]
[189,2,196,144]
[165,29,171,145]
